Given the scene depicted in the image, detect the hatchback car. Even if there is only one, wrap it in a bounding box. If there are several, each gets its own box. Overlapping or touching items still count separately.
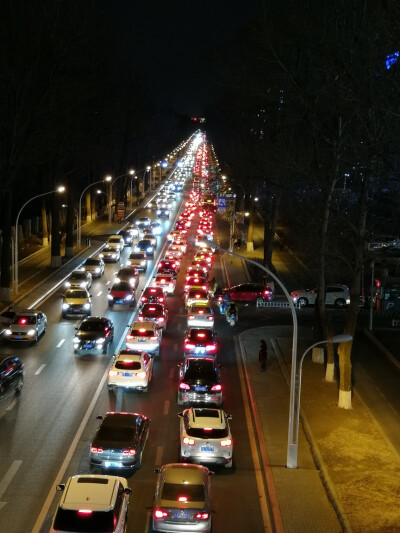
[108,350,154,392]
[140,286,167,307]
[167,244,183,259]
[126,321,162,356]
[178,408,233,468]
[50,474,131,533]
[0,356,24,404]
[114,266,139,289]
[290,284,351,308]
[4,309,47,344]
[185,288,209,309]
[108,281,135,308]
[222,283,273,303]
[152,463,213,533]
[138,303,168,330]
[73,316,114,355]
[153,273,177,295]
[64,269,92,290]
[106,235,125,252]
[82,256,105,278]
[135,239,155,257]
[177,357,222,406]
[187,305,214,328]
[126,251,147,272]
[184,328,217,356]
[90,411,150,470]
[142,230,158,247]
[62,288,92,318]
[101,245,121,263]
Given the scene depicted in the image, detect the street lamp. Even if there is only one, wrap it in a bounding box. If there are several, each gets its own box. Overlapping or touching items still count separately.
[108,170,135,223]
[78,177,111,249]
[14,186,65,294]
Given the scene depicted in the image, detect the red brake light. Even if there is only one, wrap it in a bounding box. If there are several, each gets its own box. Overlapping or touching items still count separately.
[154,509,169,519]
[206,344,216,352]
[207,316,213,320]
[179,382,191,390]
[211,384,222,391]
[197,333,205,338]
[158,317,165,322]
[122,449,136,456]
[150,335,158,341]
[195,512,209,520]
[150,289,156,293]
[188,315,195,319]
[126,334,134,340]
[90,447,103,453]
[78,509,93,515]
[18,318,27,325]
[178,496,188,502]
[138,316,144,321]
[185,343,195,350]
[149,307,156,311]
[139,328,146,332]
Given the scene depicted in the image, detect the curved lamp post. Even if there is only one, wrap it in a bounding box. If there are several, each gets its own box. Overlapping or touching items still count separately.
[14,186,65,294]
[78,177,111,249]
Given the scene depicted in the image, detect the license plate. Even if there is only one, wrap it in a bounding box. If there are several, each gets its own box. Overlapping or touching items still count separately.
[83,344,93,349]
[137,338,146,342]
[74,309,81,313]
[14,335,23,340]
[116,299,123,304]
[201,446,214,452]
[195,347,206,354]
[173,512,190,520]
[122,372,132,377]
[104,461,122,468]
[194,386,207,392]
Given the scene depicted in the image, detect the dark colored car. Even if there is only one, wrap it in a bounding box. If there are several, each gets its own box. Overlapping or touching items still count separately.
[90,411,150,471]
[114,266,139,289]
[222,283,274,303]
[73,316,114,355]
[184,328,217,356]
[177,357,222,406]
[140,286,167,307]
[108,281,136,308]
[157,259,179,277]
[0,356,24,405]
[135,239,155,257]
[138,303,168,330]
[120,229,134,246]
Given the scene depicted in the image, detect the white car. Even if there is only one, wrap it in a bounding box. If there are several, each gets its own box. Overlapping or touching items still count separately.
[290,284,350,308]
[50,474,131,533]
[187,304,214,328]
[64,269,92,290]
[82,256,105,278]
[126,251,147,272]
[178,407,233,468]
[101,246,121,262]
[126,321,162,356]
[4,309,47,344]
[126,223,139,238]
[153,273,176,295]
[106,235,125,252]
[107,349,153,392]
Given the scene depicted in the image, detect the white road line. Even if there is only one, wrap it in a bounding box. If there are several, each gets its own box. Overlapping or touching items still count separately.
[6,399,16,412]
[169,368,175,379]
[163,400,170,415]
[56,339,65,348]
[106,280,111,285]
[35,364,46,375]
[97,291,102,297]
[155,445,163,466]
[0,460,22,500]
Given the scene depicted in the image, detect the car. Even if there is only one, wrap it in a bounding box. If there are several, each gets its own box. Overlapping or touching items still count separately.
[152,463,213,533]
[108,281,136,308]
[140,286,167,307]
[107,349,154,392]
[62,288,92,318]
[183,328,217,356]
[185,288,209,308]
[167,244,183,259]
[90,411,150,470]
[114,266,139,289]
[64,269,92,290]
[101,245,121,263]
[119,229,134,246]
[126,223,139,238]
[178,408,233,468]
[142,230,157,247]
[150,220,162,235]
[167,230,181,242]
[290,284,351,308]
[0,356,24,407]
[73,316,114,355]
[4,309,47,344]
[194,250,213,264]
[126,251,147,272]
[163,250,182,266]
[177,357,222,406]
[106,235,125,252]
[171,238,187,253]
[187,304,214,328]
[126,321,162,356]
[153,273,177,295]
[157,259,179,276]
[50,474,131,533]
[222,283,274,303]
[194,236,216,250]
[187,259,210,275]
[135,239,155,257]
[138,303,168,330]
[0,308,18,337]
[156,207,170,218]
[82,256,105,278]
[135,216,151,226]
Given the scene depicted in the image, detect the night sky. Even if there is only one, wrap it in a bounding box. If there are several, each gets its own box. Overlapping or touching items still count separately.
[104,0,259,115]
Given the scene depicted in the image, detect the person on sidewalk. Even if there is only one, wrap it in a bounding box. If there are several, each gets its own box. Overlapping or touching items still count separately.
[259,339,267,371]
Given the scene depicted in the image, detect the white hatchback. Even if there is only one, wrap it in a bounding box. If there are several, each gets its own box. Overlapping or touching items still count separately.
[126,321,162,356]
[153,273,176,295]
[108,349,153,392]
[187,304,214,328]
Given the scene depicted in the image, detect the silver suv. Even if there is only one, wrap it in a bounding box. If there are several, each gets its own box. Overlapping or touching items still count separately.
[290,284,350,308]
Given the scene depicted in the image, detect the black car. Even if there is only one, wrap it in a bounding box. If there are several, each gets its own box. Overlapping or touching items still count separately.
[0,356,24,406]
[73,316,114,355]
[177,357,222,406]
[90,411,150,470]
[120,229,134,246]
[135,239,155,257]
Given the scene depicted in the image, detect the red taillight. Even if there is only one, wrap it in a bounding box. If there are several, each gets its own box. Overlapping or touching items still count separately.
[90,447,103,453]
[211,384,222,391]
[207,316,213,321]
[159,297,165,302]
[183,436,195,446]
[149,306,156,311]
[178,495,188,502]
[220,439,232,447]
[188,315,195,319]
[194,512,209,520]
[78,509,93,515]
[185,343,195,350]
[179,382,190,390]
[126,334,134,341]
[206,344,216,352]
[154,508,169,519]
[150,335,158,341]
[158,317,165,322]
[141,296,147,302]
[122,448,136,456]
[18,318,27,325]
[138,315,144,321]
[197,333,205,338]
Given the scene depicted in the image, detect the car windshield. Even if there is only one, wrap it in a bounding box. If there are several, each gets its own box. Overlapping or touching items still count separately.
[53,509,114,532]
[185,360,216,380]
[79,321,104,332]
[84,259,99,266]
[130,253,145,259]
[112,282,131,291]
[71,272,86,279]
[65,290,87,298]
[161,482,205,502]
[109,237,120,243]
[115,360,141,370]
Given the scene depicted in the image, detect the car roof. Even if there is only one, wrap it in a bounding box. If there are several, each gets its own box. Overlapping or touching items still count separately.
[162,463,206,484]
[61,475,120,511]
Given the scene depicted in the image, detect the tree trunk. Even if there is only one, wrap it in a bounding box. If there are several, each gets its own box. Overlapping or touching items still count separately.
[337,339,352,409]
[41,201,49,246]
[246,209,254,251]
[50,195,62,267]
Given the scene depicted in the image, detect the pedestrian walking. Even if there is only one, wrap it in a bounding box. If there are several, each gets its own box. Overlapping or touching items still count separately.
[259,339,267,372]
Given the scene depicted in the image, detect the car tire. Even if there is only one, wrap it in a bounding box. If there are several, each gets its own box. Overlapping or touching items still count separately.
[334,298,346,308]
[15,376,24,394]
[298,297,308,307]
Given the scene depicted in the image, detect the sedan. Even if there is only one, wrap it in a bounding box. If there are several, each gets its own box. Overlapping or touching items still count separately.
[290,284,350,308]
[184,328,217,356]
[82,255,105,278]
[0,356,24,405]
[185,288,209,308]
[222,283,274,303]
[114,266,139,289]
[108,281,136,308]
[64,269,92,290]
[126,251,147,272]
[126,321,162,356]
[73,316,114,355]
[4,309,47,344]
[178,408,233,468]
[135,239,155,257]
[178,357,222,407]
[184,274,208,293]
[157,259,179,276]
[187,259,210,275]
[101,245,121,263]
[120,229,134,246]
[140,286,167,307]
[187,304,214,328]
[90,411,150,470]
[138,303,168,330]
[107,350,154,392]
[62,288,91,318]
[153,273,176,295]
[156,207,170,218]
[135,216,151,226]
[152,463,213,533]
[167,244,183,259]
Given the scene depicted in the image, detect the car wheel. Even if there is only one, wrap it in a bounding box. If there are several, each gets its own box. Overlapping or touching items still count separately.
[15,376,24,394]
[298,297,308,307]
[334,298,346,308]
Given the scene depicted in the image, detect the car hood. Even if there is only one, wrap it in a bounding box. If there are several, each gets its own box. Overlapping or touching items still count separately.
[64,297,88,304]
[110,290,131,297]
[75,331,104,341]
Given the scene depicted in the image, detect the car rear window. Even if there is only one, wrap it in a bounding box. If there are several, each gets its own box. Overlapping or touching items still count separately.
[131,329,155,337]
[130,253,146,260]
[161,483,205,502]
[186,426,228,439]
[71,272,87,279]
[53,509,114,532]
[115,360,141,370]
[188,330,213,342]
[185,360,216,380]
[65,290,87,299]
[85,259,99,266]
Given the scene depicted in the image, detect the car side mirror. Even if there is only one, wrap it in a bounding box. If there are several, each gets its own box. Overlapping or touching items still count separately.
[226,414,232,420]
[177,362,183,368]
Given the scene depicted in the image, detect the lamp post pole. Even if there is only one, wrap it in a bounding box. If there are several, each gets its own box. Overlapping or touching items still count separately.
[78,179,109,249]
[15,187,65,294]
[108,170,135,224]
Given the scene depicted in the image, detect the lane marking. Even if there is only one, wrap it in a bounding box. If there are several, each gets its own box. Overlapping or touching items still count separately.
[169,368,175,379]
[6,399,16,412]
[106,280,111,285]
[0,460,22,501]
[97,291,102,297]
[56,339,65,348]
[155,445,163,466]
[35,364,46,375]
[163,400,170,415]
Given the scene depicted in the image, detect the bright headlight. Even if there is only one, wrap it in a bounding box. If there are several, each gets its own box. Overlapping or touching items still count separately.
[80,282,86,288]
[115,277,121,283]
[147,247,153,253]
[83,303,91,310]
[73,337,79,343]
[65,281,71,288]
[129,278,135,285]
[111,253,116,258]
[107,294,113,300]
[62,303,70,310]
[141,260,146,266]
[125,294,133,301]
[95,267,100,273]
[96,338,105,343]
[4,329,11,335]
[27,329,35,336]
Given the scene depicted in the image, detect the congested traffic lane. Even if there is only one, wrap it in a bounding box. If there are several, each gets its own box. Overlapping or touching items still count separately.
[0,200,182,533]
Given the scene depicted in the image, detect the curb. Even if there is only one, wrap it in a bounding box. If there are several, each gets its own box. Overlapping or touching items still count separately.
[362,327,400,372]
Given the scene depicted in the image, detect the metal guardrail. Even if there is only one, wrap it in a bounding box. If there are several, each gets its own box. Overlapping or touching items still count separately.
[392,319,400,327]
[256,299,300,309]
